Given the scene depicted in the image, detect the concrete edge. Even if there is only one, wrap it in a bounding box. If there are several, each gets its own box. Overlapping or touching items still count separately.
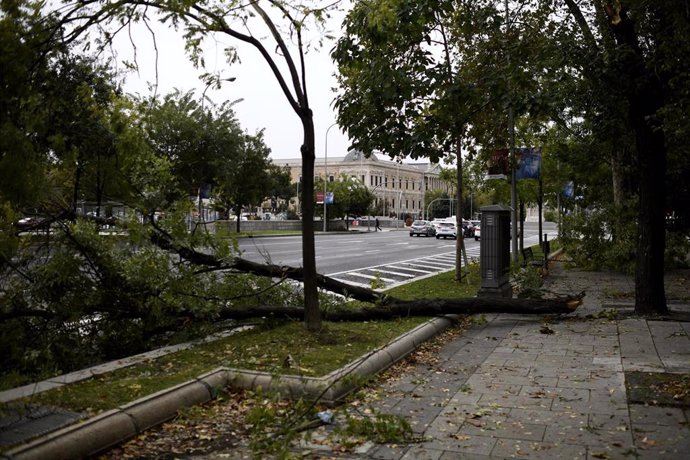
[3,370,228,460]
[3,316,460,459]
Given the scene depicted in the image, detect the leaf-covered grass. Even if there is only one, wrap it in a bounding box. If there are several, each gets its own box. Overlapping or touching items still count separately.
[23,318,425,414]
[6,263,481,416]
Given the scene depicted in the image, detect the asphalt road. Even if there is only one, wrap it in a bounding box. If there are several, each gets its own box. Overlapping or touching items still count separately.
[238,221,557,277]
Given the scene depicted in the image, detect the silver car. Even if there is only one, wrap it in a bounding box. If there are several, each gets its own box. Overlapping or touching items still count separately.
[409,220,436,237]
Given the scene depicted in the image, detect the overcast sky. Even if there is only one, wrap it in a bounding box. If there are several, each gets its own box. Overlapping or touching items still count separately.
[115,3,351,162]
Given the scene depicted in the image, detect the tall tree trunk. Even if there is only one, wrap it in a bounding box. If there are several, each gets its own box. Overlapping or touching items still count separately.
[234,205,241,233]
[631,80,667,314]
[519,199,525,253]
[300,114,321,331]
[604,3,667,315]
[610,147,626,210]
[454,136,468,283]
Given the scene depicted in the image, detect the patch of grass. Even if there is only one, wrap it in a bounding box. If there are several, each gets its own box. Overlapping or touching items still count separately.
[19,318,426,414]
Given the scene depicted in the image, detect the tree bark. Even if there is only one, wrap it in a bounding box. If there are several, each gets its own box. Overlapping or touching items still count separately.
[299,114,322,331]
[604,3,668,315]
[2,293,582,324]
[211,295,582,322]
[455,136,467,282]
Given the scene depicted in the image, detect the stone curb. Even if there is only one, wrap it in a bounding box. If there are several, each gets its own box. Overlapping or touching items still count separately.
[2,315,460,459]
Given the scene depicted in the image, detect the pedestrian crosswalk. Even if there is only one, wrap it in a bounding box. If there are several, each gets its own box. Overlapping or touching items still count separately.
[327,246,481,290]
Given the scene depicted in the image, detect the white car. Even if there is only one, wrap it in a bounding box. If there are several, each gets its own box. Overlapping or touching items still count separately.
[435,221,457,239]
[474,225,481,241]
[431,219,446,231]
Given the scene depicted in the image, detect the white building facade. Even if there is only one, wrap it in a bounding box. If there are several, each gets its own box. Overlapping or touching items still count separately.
[280,150,449,219]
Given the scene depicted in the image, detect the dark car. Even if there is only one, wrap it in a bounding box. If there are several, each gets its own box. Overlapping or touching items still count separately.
[461,220,474,238]
[409,220,436,237]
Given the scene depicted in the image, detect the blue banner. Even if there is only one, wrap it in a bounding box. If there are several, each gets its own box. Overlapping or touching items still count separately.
[563,181,574,198]
[516,148,541,180]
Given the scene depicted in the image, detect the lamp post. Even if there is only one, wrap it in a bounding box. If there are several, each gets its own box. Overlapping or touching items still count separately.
[505,0,518,262]
[324,123,337,232]
[396,157,401,227]
[426,197,457,222]
[296,181,300,215]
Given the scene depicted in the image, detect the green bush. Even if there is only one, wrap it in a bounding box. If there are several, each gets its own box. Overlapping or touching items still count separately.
[665,230,690,268]
[560,205,637,274]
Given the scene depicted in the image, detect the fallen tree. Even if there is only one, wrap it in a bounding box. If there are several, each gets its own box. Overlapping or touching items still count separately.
[150,223,584,318]
[3,217,583,324]
[205,294,584,322]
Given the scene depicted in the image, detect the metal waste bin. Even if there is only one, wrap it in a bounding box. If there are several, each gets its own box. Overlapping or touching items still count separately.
[478,205,512,298]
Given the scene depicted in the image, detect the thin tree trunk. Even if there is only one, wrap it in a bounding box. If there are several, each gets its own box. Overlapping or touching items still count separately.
[454,136,469,283]
[300,115,322,331]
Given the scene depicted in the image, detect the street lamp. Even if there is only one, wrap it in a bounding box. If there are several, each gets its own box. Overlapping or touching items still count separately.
[324,123,337,232]
[426,197,457,222]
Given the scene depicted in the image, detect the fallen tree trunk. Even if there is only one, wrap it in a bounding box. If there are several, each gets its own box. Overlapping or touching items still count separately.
[210,293,584,321]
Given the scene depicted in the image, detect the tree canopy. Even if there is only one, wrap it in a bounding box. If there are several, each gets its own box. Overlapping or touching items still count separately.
[0,1,329,383]
[333,0,690,313]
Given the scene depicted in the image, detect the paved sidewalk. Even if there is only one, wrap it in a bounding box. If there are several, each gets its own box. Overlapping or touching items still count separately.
[294,261,690,459]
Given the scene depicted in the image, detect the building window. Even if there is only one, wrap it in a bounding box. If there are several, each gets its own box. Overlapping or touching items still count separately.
[329,175,334,182]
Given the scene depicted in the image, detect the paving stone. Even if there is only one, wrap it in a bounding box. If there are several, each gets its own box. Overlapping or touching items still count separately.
[631,422,690,457]
[460,419,547,442]
[399,446,445,460]
[421,432,497,456]
[628,404,689,426]
[490,438,587,459]
[367,442,410,459]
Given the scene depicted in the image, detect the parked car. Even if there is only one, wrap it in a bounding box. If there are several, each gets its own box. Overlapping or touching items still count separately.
[461,219,475,238]
[469,220,480,237]
[474,225,481,241]
[430,218,446,231]
[409,220,436,237]
[435,221,457,239]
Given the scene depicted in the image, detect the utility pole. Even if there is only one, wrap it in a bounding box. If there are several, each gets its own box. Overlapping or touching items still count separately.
[324,123,337,232]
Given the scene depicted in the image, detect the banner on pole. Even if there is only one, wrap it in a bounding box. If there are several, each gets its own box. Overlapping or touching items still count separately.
[563,181,574,198]
[516,148,541,180]
[486,149,509,180]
